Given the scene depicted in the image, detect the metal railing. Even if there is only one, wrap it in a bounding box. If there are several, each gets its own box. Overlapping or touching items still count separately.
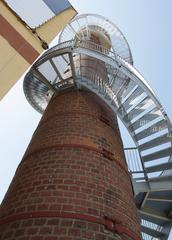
[124,147,147,182]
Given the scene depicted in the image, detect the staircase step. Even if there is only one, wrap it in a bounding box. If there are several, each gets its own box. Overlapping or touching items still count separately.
[142,147,172,162]
[145,161,172,173]
[139,133,172,151]
[135,119,167,141]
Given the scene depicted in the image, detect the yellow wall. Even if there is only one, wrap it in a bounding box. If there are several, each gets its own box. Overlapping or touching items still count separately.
[0,1,77,99]
[0,36,29,99]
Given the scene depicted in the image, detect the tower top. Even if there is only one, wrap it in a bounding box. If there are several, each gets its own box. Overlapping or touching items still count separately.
[59,13,133,64]
[24,13,133,113]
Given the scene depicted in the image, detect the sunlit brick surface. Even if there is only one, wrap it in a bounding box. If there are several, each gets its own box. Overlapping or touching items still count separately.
[0,90,140,239]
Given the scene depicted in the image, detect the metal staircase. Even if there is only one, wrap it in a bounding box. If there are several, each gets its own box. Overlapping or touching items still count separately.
[125,148,172,239]
[24,19,172,239]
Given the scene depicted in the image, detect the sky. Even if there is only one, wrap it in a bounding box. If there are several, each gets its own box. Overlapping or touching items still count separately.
[0,0,172,238]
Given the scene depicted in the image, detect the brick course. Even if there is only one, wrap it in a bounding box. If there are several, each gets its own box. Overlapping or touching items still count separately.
[0,89,141,239]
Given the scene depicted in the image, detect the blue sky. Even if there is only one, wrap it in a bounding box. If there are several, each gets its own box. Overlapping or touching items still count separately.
[0,0,172,237]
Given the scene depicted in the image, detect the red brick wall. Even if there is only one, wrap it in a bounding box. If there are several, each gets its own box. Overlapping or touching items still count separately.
[0,89,141,239]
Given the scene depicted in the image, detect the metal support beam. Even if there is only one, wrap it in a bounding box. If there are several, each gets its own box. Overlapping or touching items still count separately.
[69,53,76,85]
[132,180,150,195]
[139,207,171,222]
[32,67,56,92]
[68,23,81,40]
[147,195,172,202]
[132,176,172,194]
[141,192,149,209]
[49,59,63,81]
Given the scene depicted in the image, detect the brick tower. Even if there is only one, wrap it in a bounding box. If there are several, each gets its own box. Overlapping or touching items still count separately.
[0,14,141,239]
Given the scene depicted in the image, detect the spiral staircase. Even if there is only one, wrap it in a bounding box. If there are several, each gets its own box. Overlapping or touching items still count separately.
[24,14,172,240]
